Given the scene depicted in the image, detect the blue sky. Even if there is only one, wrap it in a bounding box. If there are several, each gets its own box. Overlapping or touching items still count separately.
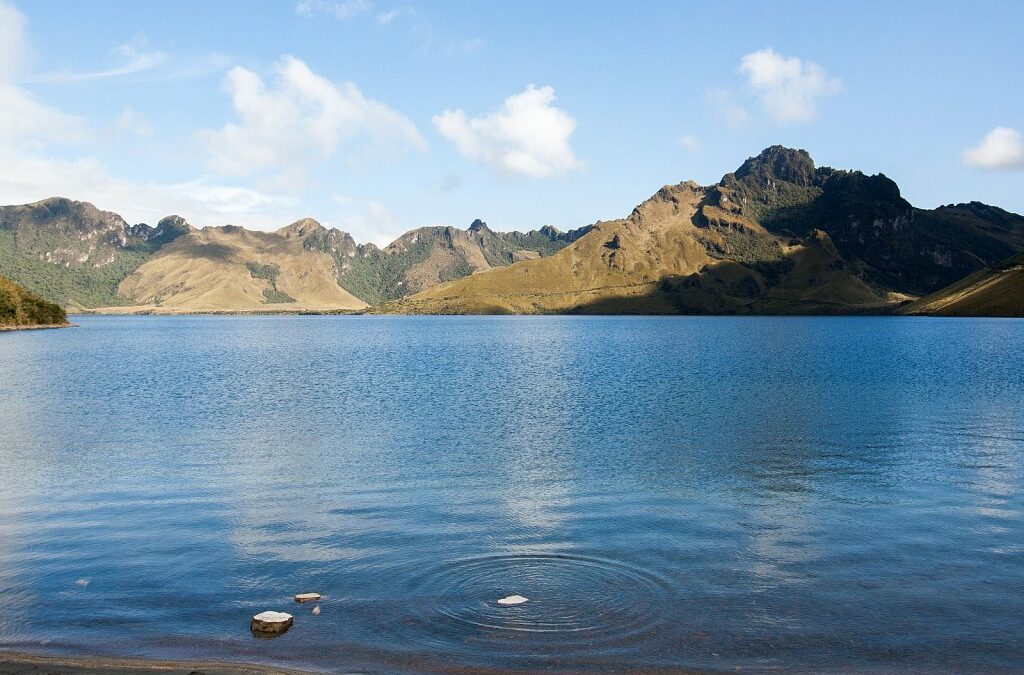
[1,0,1021,245]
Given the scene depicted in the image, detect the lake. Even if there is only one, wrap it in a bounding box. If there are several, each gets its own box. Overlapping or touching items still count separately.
[0,315,1022,673]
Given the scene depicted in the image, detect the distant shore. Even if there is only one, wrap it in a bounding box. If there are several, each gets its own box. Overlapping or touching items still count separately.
[0,322,74,332]
[0,650,312,675]
[76,305,363,316]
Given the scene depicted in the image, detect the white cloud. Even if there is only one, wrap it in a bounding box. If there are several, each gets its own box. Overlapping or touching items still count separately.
[737,48,841,124]
[198,55,426,188]
[677,135,700,152]
[296,0,372,19]
[433,84,581,178]
[963,127,1024,170]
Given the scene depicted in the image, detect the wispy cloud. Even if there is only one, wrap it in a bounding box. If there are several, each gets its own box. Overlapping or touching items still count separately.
[411,21,485,58]
[330,193,401,246]
[24,36,229,84]
[296,0,372,19]
[437,172,463,193]
[26,36,166,83]
[446,37,483,56]
[677,135,700,153]
[963,127,1024,170]
[114,107,150,137]
[376,6,411,24]
[706,89,750,129]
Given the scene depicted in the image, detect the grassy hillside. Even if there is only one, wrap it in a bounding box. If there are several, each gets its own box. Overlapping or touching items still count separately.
[902,252,1024,317]
[117,223,367,312]
[0,274,68,327]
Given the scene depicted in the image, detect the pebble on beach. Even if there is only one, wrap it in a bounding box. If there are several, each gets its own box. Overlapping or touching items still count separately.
[294,592,321,603]
[250,611,294,635]
[497,594,528,606]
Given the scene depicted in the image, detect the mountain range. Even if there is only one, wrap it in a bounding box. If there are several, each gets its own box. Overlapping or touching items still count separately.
[0,199,589,313]
[391,147,1024,315]
[0,146,1021,316]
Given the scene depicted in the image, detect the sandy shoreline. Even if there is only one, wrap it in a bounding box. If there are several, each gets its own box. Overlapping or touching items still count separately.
[0,650,315,675]
[0,323,74,332]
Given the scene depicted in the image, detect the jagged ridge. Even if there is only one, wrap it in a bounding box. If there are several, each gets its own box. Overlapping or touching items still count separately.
[0,197,588,311]
[390,147,1024,315]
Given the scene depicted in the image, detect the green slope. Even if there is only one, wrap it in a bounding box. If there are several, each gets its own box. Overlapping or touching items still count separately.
[0,274,68,327]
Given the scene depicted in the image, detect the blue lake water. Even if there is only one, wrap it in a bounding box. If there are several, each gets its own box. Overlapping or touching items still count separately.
[0,315,1022,673]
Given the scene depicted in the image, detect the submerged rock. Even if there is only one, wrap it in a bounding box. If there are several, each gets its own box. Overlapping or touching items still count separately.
[251,611,293,635]
[294,592,321,603]
[497,595,528,606]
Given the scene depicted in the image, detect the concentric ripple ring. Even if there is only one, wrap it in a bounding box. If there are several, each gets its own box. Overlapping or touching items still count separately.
[402,553,676,652]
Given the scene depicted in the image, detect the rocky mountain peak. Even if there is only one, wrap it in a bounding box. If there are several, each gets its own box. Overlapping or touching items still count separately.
[2,197,129,233]
[468,219,491,233]
[629,181,705,224]
[157,215,190,229]
[277,218,325,239]
[732,146,817,187]
[539,225,562,239]
[819,171,908,211]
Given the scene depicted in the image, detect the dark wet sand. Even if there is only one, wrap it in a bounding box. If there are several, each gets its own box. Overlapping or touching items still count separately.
[0,651,312,675]
[0,650,713,675]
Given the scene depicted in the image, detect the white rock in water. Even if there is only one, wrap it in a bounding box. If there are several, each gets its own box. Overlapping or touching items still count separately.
[312,605,321,615]
[294,592,321,603]
[497,594,528,606]
[250,611,294,634]
[74,579,90,587]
